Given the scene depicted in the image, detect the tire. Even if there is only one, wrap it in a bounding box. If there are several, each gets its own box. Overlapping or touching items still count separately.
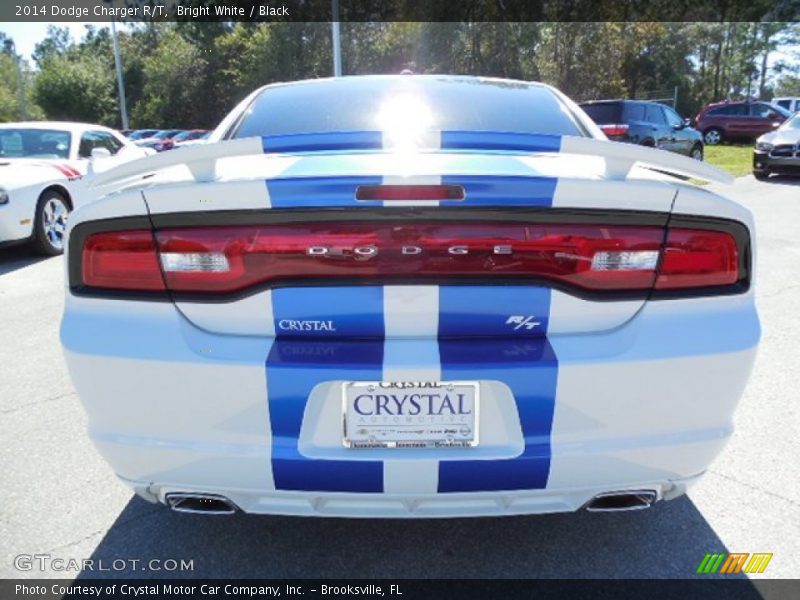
[703,128,723,145]
[753,170,770,181]
[31,190,70,256]
[690,144,704,161]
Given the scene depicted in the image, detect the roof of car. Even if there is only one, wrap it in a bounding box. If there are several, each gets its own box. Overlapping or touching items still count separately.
[243,75,566,106]
[259,73,552,90]
[705,100,766,107]
[0,121,115,131]
[579,99,656,105]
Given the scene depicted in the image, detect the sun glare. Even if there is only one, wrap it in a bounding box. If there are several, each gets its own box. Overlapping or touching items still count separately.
[375,94,435,151]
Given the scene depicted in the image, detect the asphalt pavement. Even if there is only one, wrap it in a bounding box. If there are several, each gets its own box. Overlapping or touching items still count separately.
[1,175,798,582]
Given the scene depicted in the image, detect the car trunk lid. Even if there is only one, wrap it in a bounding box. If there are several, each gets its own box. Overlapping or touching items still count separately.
[138,151,678,338]
[79,132,734,339]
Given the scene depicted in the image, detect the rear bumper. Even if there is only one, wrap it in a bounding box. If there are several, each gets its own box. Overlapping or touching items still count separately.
[61,294,759,517]
[126,473,704,518]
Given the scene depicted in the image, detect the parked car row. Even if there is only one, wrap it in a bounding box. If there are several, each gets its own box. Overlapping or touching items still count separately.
[579,96,800,183]
[122,128,210,151]
[580,97,795,160]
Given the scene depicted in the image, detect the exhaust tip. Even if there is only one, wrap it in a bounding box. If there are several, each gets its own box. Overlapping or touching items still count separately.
[585,490,657,512]
[165,493,238,515]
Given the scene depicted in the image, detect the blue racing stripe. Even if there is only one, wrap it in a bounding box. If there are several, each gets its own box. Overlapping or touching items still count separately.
[267,287,386,492]
[272,287,384,339]
[440,175,557,207]
[266,339,384,493]
[266,176,382,208]
[263,131,383,153]
[439,286,551,338]
[438,287,558,492]
[261,130,562,154]
[440,131,562,153]
[267,174,556,208]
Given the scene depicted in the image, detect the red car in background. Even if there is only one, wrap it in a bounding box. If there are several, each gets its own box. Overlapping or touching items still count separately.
[135,129,208,152]
[165,129,209,149]
[695,100,789,145]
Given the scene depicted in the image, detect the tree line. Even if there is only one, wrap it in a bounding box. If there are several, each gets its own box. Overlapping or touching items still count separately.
[1,22,798,128]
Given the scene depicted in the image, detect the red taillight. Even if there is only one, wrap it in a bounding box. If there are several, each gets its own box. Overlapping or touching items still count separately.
[81,230,165,291]
[78,222,743,296]
[600,124,630,137]
[355,185,465,201]
[150,223,666,294]
[655,228,739,290]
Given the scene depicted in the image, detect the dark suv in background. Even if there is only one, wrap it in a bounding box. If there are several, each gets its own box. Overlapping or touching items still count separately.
[694,101,789,145]
[579,99,704,160]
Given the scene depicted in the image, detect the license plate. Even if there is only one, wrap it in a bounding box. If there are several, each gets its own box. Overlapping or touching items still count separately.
[342,381,479,448]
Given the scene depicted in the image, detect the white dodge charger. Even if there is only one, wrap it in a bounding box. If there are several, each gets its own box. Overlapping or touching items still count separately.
[0,122,149,255]
[61,76,759,517]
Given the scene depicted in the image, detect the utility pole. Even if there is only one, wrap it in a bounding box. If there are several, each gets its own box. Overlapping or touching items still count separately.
[110,18,129,129]
[15,54,27,120]
[332,0,342,77]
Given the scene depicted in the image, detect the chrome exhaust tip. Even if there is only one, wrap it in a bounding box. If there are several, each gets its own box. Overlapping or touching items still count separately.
[165,493,238,515]
[585,490,657,512]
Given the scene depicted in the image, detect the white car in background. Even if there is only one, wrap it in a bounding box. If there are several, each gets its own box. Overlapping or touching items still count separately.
[772,97,800,114]
[0,122,150,255]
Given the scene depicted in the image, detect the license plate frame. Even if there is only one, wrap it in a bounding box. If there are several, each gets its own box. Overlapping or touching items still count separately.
[342,381,480,449]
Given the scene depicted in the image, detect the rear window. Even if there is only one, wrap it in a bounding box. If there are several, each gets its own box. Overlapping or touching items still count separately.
[232,77,586,138]
[645,104,666,124]
[624,103,646,121]
[706,104,747,116]
[767,104,792,118]
[580,103,622,125]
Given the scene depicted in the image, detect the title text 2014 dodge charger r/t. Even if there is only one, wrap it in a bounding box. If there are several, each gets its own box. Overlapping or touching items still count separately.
[61,76,759,517]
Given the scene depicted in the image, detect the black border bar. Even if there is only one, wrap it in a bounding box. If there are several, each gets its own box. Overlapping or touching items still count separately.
[1,578,792,600]
[2,0,799,23]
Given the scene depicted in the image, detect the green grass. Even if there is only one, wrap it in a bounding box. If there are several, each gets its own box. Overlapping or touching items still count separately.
[703,144,753,178]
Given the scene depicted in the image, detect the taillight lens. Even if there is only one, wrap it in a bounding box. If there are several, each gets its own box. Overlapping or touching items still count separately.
[152,223,665,294]
[600,124,630,137]
[81,230,165,291]
[655,228,739,289]
[78,222,743,297]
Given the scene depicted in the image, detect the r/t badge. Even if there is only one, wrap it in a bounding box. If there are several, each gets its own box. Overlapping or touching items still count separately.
[506,315,542,331]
